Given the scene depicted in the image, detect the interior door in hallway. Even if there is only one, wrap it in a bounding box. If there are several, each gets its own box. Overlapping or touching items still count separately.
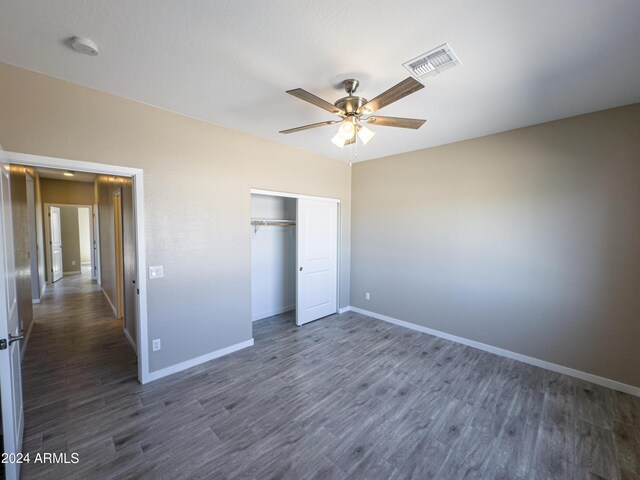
[296,198,338,326]
[49,205,63,282]
[0,148,25,480]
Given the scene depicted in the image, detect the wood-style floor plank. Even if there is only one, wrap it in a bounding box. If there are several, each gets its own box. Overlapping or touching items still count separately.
[20,273,640,479]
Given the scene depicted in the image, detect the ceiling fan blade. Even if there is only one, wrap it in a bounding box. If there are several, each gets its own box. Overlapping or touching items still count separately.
[279,120,340,134]
[358,77,424,114]
[365,116,426,129]
[286,88,346,116]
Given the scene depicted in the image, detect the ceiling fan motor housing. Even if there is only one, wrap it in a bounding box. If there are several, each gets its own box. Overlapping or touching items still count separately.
[334,95,368,115]
[334,79,368,115]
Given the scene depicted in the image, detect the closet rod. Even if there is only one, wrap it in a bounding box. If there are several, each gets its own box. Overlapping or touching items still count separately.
[251,220,296,226]
[251,219,296,233]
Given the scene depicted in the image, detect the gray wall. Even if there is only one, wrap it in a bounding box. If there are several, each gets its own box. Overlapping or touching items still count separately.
[0,62,351,373]
[351,103,640,388]
[9,167,33,341]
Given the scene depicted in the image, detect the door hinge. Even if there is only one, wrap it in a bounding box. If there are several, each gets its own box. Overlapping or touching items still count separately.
[0,339,6,350]
[136,288,140,295]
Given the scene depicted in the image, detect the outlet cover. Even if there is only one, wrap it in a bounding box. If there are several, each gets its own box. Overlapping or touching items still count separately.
[365,292,370,300]
[71,260,76,265]
[149,266,164,279]
[152,339,161,351]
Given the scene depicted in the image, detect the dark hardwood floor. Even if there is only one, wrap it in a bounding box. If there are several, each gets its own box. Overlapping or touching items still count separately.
[20,273,640,479]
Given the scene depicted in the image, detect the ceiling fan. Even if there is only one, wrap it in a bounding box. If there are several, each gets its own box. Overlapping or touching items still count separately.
[279,77,426,148]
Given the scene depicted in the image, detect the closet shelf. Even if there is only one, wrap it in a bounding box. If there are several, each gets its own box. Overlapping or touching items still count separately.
[251,219,296,233]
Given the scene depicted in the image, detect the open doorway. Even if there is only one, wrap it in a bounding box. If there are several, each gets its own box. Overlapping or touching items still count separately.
[250,189,339,330]
[5,151,149,381]
[251,194,297,323]
[44,204,95,283]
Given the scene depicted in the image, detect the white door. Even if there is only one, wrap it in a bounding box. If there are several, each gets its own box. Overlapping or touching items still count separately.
[296,198,338,326]
[0,148,25,480]
[50,205,63,282]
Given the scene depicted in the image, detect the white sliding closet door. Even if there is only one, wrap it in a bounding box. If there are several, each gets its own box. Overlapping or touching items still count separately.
[296,198,338,326]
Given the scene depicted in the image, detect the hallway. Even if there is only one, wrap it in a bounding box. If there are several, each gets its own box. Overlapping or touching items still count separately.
[21,272,138,479]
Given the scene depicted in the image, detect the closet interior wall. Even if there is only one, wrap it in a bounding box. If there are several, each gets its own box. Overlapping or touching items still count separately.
[251,194,296,322]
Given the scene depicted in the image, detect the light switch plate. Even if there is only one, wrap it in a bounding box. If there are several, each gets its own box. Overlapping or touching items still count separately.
[149,266,164,279]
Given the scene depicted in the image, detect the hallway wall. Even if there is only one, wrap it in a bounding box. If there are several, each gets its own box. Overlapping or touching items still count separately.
[9,165,34,342]
[39,178,94,205]
[33,172,46,297]
[59,206,82,273]
[40,177,95,281]
[78,207,91,264]
[97,175,137,349]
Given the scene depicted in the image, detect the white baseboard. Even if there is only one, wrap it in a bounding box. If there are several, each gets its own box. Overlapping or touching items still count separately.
[252,305,295,322]
[124,328,137,355]
[21,320,35,359]
[31,298,41,304]
[63,271,82,276]
[146,338,254,382]
[338,306,351,314]
[347,306,640,398]
[101,288,117,317]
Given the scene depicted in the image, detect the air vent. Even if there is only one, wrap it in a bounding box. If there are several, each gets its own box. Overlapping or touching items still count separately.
[403,43,461,79]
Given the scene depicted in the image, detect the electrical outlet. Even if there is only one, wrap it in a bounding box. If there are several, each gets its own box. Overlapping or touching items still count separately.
[365,292,370,300]
[152,339,161,352]
[71,260,76,266]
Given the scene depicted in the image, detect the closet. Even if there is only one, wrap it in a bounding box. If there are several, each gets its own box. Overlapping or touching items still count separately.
[251,194,297,322]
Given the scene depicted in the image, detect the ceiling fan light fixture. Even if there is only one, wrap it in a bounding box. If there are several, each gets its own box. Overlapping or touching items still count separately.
[338,121,356,140]
[331,132,347,148]
[357,125,375,145]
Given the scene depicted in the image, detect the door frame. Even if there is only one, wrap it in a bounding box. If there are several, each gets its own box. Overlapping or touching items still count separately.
[249,188,341,321]
[43,203,95,282]
[7,151,150,384]
[0,150,24,480]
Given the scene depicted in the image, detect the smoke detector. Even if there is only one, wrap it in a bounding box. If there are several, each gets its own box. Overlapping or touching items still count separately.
[403,43,460,80]
[69,36,99,56]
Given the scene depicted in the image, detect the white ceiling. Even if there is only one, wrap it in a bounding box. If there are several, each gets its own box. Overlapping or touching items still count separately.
[1,0,639,162]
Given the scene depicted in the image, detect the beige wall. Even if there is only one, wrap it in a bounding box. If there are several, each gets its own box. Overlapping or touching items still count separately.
[59,206,81,273]
[351,103,640,388]
[0,62,351,372]
[39,178,94,205]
